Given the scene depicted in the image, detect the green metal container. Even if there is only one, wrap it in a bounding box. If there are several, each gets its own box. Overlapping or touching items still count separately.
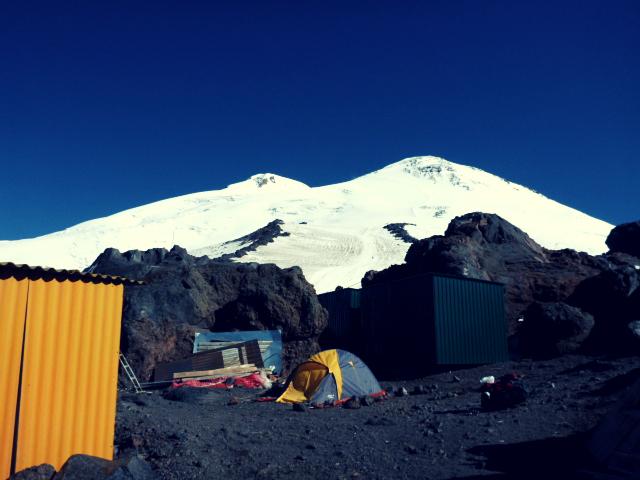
[360,273,508,375]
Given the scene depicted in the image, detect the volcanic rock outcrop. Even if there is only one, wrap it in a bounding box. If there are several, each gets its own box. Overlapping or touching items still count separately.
[215,219,291,261]
[363,213,640,355]
[517,302,595,358]
[87,246,327,380]
[363,213,608,331]
[606,220,640,258]
[568,264,640,352]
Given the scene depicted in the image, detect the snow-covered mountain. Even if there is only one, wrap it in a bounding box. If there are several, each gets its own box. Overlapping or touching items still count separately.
[0,156,613,293]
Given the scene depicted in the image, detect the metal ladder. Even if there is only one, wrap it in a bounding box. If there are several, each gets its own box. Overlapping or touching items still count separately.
[119,353,144,393]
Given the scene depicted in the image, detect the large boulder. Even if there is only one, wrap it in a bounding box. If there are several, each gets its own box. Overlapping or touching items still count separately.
[606,220,640,258]
[87,246,327,380]
[568,265,640,352]
[517,302,595,358]
[53,454,155,479]
[12,464,56,480]
[363,212,609,334]
[569,266,640,319]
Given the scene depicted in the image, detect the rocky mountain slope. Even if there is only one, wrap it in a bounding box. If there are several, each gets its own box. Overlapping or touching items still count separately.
[0,156,612,293]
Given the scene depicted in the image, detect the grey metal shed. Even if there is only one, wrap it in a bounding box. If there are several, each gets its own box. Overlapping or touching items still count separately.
[318,288,362,352]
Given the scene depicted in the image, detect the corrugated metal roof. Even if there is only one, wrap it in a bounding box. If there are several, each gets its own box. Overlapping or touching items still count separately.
[0,262,142,285]
[384,271,505,287]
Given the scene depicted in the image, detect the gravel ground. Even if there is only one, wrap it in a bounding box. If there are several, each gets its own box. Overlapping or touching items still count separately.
[115,355,640,479]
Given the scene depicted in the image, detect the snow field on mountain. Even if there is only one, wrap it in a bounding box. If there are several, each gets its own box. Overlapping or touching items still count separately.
[0,157,613,293]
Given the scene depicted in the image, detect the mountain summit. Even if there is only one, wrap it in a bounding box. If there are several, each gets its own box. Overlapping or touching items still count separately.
[226,173,310,193]
[0,156,612,293]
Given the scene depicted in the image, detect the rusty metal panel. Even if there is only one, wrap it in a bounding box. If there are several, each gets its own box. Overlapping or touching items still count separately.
[0,278,29,480]
[154,340,264,381]
[14,279,123,472]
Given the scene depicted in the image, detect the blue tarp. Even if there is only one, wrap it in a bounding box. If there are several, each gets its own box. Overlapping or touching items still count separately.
[193,330,283,374]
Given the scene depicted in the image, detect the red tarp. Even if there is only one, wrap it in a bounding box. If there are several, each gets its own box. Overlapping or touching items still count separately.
[171,372,267,390]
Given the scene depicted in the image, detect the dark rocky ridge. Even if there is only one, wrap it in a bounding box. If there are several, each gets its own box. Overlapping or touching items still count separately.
[215,219,290,261]
[363,212,640,355]
[87,246,327,381]
[383,223,419,243]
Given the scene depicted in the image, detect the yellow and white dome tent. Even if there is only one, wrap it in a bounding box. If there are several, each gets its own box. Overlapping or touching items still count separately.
[277,349,383,404]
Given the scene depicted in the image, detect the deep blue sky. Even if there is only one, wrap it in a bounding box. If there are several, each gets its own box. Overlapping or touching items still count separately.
[1,1,638,240]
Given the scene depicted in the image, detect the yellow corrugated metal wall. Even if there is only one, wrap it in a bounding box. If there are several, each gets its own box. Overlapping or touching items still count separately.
[0,277,124,478]
[14,280,124,472]
[0,278,29,480]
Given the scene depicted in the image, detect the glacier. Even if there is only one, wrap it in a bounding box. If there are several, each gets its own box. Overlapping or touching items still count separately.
[0,156,613,293]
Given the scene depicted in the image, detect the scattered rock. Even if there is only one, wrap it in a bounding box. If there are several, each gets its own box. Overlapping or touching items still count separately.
[395,387,409,397]
[227,397,240,406]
